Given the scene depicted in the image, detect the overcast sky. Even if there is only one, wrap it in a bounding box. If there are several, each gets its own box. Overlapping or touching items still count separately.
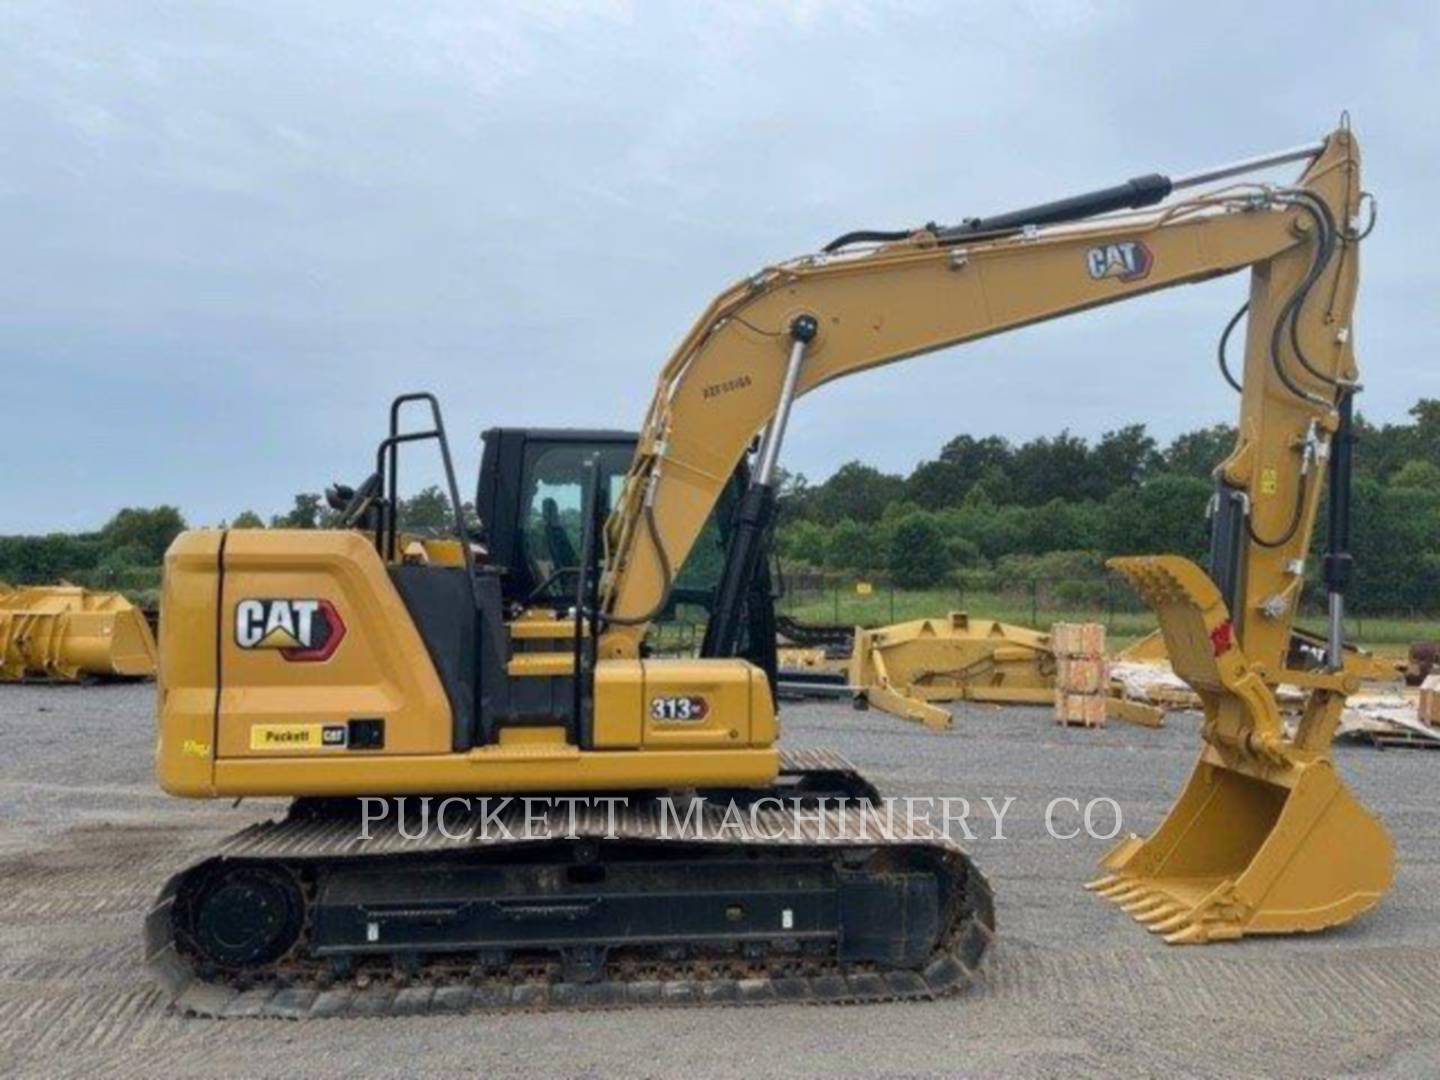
[4,1,1436,532]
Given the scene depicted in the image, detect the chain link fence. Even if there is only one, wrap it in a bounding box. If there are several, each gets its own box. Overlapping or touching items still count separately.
[775,568,1147,634]
[771,568,1437,651]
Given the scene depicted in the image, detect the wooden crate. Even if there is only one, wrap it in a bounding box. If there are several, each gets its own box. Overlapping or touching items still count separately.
[1050,622,1106,658]
[1420,675,1440,727]
[1054,691,1106,728]
[1056,655,1108,695]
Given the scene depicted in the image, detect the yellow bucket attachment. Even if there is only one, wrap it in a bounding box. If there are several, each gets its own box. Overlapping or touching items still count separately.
[0,582,158,682]
[1090,556,1393,944]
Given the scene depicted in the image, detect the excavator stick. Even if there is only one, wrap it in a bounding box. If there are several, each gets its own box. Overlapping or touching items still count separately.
[1089,556,1393,943]
[0,582,158,682]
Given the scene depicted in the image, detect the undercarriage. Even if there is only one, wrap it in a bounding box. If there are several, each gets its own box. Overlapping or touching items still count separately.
[146,751,995,1017]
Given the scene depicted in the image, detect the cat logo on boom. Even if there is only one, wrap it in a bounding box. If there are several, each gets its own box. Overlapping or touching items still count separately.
[1085,240,1153,283]
[234,598,346,662]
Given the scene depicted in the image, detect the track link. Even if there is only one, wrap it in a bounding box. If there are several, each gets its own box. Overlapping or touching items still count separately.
[146,750,994,1017]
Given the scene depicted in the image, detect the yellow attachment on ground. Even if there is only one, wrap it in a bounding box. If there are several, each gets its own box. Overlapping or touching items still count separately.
[1105,696,1165,729]
[849,612,1057,730]
[0,582,158,683]
[1091,556,1393,944]
[1115,629,1169,663]
[776,645,842,673]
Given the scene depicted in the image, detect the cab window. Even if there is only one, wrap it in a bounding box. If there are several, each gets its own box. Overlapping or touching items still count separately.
[518,443,632,600]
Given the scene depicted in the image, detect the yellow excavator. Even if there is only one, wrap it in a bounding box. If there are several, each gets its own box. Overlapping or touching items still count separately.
[147,122,1391,1015]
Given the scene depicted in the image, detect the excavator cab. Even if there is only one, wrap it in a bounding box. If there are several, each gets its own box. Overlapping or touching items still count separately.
[474,428,636,609]
[318,417,773,651]
[474,425,778,678]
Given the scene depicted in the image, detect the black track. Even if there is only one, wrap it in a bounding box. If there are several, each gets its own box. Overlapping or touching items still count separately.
[145,751,995,1017]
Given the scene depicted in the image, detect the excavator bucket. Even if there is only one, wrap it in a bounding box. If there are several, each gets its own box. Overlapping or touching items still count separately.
[1089,556,1393,943]
[0,582,158,682]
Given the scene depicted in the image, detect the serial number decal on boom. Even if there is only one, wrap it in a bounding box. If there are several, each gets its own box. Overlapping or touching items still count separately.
[650,695,711,722]
[702,374,752,400]
[234,598,347,661]
[1085,240,1153,283]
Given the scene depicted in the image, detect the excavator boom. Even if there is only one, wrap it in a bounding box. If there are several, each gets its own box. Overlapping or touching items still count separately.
[601,130,1358,663]
[599,123,1391,943]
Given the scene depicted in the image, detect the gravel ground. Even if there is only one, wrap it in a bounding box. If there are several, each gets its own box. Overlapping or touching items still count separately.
[1,682,1437,1078]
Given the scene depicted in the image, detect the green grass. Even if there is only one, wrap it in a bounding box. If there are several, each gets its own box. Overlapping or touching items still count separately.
[778,586,1154,648]
[645,583,1437,657]
[776,586,1437,656]
[1293,616,1436,656]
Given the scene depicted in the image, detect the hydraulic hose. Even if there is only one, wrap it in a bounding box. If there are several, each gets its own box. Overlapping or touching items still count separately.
[1217,301,1248,393]
[1246,468,1308,549]
[822,227,923,254]
[1217,194,1336,399]
[1277,193,1341,392]
[600,501,675,627]
[1242,191,1353,546]
[1348,192,1378,240]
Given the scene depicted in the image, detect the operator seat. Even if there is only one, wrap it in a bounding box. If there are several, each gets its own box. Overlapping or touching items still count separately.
[542,497,578,569]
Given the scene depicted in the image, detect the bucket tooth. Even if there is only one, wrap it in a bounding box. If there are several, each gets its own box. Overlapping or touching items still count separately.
[1164,920,1242,945]
[1162,923,1211,945]
[1149,910,1195,934]
[1136,903,1183,926]
[1084,874,1120,893]
[1123,896,1168,916]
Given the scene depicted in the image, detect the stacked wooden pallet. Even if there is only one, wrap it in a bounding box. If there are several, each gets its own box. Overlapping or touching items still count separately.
[1052,622,1107,728]
[1420,675,1440,727]
[1335,690,1440,750]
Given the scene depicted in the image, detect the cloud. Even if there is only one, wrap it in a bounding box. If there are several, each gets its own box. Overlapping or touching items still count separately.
[2,1,1436,529]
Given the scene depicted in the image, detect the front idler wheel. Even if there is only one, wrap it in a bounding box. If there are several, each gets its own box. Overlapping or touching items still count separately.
[187,864,304,969]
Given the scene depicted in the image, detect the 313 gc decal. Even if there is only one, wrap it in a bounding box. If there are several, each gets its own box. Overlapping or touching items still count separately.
[650,695,710,722]
[234,598,346,661]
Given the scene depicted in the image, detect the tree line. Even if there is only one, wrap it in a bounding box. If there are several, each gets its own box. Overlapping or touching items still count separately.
[4,401,1438,615]
[775,400,1440,614]
[0,491,457,603]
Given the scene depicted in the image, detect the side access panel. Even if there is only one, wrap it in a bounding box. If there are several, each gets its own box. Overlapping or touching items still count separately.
[156,529,457,797]
[216,530,454,759]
